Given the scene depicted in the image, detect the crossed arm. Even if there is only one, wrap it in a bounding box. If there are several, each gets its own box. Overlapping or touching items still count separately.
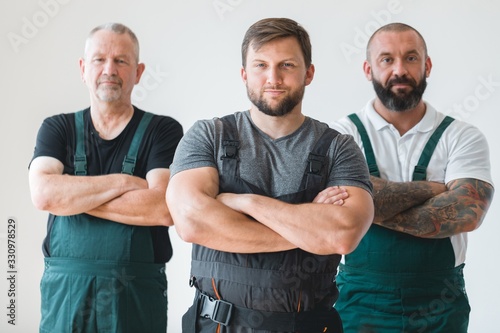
[166,166,374,255]
[371,176,494,238]
[29,156,173,226]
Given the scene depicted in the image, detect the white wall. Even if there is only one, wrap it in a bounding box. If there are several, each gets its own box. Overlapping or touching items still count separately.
[1,0,498,332]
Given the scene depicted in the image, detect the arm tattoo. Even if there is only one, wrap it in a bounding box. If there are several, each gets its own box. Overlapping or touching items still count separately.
[376,178,494,238]
[371,176,446,222]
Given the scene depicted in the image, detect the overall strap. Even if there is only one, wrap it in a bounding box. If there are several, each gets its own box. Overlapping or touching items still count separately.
[347,113,380,177]
[412,116,455,181]
[219,114,240,178]
[121,112,154,175]
[73,110,87,175]
[299,128,339,191]
[73,110,154,176]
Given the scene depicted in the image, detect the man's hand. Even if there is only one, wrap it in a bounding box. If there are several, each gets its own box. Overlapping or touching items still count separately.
[216,186,349,212]
[313,186,348,205]
[216,192,244,213]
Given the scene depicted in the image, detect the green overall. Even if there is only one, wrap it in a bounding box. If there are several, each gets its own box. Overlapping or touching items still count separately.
[40,111,168,333]
[335,115,470,333]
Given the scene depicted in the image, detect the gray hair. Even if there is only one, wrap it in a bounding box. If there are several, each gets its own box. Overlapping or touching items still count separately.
[84,23,140,63]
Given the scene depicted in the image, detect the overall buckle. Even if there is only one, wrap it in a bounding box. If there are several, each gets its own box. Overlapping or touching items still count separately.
[199,294,233,326]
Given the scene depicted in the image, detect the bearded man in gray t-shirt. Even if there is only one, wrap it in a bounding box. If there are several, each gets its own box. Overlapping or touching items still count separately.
[167,17,374,333]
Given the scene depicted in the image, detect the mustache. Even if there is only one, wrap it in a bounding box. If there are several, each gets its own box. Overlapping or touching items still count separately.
[263,85,286,91]
[387,76,416,87]
[97,75,122,85]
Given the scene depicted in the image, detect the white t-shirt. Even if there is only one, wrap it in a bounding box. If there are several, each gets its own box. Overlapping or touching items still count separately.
[332,100,493,266]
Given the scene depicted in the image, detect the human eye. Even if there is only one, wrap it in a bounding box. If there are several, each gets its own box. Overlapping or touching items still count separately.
[282,62,295,69]
[254,62,266,69]
[407,55,418,62]
[115,57,129,65]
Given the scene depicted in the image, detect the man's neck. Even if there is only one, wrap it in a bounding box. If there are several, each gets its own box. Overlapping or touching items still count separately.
[89,101,134,140]
[373,99,427,136]
[249,107,306,140]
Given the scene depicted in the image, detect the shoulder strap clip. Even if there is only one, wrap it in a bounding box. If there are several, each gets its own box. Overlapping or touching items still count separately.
[121,112,154,175]
[221,140,239,159]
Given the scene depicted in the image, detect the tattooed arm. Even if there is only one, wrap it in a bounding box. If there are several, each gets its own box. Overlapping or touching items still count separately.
[371,176,447,222]
[374,178,494,238]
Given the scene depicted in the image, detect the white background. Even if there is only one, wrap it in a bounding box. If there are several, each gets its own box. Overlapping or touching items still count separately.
[1,0,499,332]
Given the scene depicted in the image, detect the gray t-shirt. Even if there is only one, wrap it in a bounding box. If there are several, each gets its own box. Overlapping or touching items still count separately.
[170,111,372,196]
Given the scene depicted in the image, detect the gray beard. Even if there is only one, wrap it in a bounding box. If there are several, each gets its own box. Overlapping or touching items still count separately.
[96,87,122,102]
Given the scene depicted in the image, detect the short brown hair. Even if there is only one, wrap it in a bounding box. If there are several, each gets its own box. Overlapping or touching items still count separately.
[241,18,312,68]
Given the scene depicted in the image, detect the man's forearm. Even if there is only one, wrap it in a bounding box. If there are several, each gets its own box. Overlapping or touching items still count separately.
[217,187,374,255]
[87,187,172,226]
[375,178,494,238]
[31,173,146,216]
[372,176,447,222]
[174,199,296,253]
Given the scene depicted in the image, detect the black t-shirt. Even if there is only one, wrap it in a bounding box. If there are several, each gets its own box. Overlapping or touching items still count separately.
[31,106,183,263]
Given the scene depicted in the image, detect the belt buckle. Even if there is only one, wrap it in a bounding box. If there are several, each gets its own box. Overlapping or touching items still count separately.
[200,294,233,326]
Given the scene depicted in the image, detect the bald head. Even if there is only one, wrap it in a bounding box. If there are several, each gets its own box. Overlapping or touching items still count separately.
[366,23,427,62]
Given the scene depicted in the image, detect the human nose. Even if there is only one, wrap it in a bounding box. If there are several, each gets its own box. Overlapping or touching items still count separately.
[102,59,118,76]
[392,59,408,77]
[266,66,282,85]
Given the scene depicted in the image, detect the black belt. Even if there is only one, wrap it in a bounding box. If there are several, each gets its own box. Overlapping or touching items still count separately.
[198,292,343,332]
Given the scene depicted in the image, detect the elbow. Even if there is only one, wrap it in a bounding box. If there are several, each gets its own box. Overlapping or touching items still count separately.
[155,204,174,227]
[174,225,194,243]
[166,185,212,244]
[332,215,373,255]
[322,233,363,255]
[454,211,489,235]
[173,218,199,243]
[30,192,53,212]
[312,229,365,256]
[331,214,373,255]
[157,212,174,227]
[335,238,363,255]
[469,203,494,232]
[465,218,482,233]
[165,185,203,243]
[167,203,201,244]
[30,178,60,212]
[312,240,361,256]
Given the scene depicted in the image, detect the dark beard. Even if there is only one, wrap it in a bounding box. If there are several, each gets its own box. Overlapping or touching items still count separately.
[247,85,305,117]
[372,76,427,112]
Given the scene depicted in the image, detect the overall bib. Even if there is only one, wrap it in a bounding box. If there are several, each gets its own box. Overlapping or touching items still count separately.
[40,111,168,333]
[335,115,470,333]
[182,115,343,333]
